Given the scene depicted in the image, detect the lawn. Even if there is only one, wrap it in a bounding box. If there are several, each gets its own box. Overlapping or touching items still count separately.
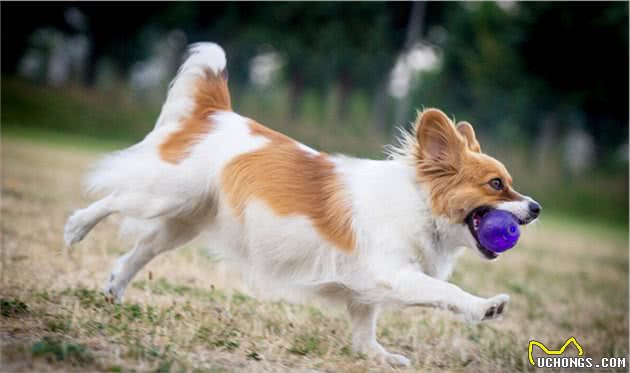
[1,134,628,372]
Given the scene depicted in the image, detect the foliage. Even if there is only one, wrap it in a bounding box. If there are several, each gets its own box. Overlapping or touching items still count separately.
[2,2,627,153]
[413,2,628,152]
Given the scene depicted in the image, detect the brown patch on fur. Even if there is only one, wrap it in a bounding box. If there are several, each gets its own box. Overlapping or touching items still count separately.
[222,122,356,252]
[414,109,523,222]
[248,120,293,144]
[159,69,231,163]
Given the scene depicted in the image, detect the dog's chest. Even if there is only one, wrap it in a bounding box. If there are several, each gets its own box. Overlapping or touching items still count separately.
[415,224,463,281]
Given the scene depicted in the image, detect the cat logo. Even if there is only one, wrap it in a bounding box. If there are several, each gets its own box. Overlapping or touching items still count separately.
[528,337,584,366]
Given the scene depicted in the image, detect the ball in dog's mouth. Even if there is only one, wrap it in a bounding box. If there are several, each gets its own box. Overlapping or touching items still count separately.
[465,207,521,260]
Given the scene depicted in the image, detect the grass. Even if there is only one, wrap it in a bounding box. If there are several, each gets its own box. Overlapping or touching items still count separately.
[1,78,157,144]
[2,132,628,372]
[1,126,132,153]
[31,336,94,365]
[1,297,30,318]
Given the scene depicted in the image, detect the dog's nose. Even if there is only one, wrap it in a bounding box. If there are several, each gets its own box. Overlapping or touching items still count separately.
[528,201,541,218]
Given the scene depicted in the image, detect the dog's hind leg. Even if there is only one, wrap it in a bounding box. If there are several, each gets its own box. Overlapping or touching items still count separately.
[65,191,193,246]
[64,195,115,246]
[104,217,200,303]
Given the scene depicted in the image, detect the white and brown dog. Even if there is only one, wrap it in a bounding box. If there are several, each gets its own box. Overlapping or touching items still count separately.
[65,43,540,366]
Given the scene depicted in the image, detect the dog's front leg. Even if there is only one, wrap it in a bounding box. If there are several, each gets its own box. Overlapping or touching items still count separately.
[347,301,411,367]
[381,269,509,323]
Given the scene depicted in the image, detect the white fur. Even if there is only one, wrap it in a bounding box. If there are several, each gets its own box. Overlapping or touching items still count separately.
[497,196,535,222]
[155,42,226,129]
[65,43,513,367]
[297,142,319,156]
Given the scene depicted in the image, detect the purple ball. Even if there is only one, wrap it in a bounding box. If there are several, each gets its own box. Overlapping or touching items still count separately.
[478,210,520,253]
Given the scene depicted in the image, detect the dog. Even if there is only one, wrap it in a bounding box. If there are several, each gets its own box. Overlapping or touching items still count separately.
[64,43,540,366]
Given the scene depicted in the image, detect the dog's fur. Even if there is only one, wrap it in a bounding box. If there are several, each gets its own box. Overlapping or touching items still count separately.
[64,43,540,366]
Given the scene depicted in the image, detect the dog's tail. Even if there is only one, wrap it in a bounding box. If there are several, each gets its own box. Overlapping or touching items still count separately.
[85,43,231,196]
[155,42,231,129]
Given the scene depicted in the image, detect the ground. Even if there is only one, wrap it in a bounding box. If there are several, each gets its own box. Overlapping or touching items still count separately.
[1,135,628,372]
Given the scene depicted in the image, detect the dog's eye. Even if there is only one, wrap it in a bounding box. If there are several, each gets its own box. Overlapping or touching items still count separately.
[489,178,503,191]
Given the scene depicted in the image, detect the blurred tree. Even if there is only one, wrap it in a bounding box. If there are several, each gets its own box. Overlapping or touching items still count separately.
[230,3,406,124]
[394,1,426,130]
[517,2,629,152]
[410,2,628,158]
[2,2,627,158]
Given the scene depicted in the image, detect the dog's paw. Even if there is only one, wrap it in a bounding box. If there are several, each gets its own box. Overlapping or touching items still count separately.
[353,341,411,367]
[64,210,90,246]
[103,253,133,304]
[462,294,509,324]
[480,294,509,321]
[103,284,124,304]
[103,274,124,304]
[380,351,411,367]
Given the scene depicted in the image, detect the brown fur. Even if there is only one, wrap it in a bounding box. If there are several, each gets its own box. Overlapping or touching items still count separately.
[456,122,481,153]
[159,69,231,163]
[414,109,523,222]
[221,121,356,253]
[248,120,294,144]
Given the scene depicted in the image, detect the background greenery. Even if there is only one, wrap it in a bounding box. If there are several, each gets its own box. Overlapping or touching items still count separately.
[2,2,628,227]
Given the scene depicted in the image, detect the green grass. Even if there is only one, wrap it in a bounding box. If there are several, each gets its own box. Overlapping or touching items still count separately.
[1,298,30,318]
[1,78,157,143]
[31,336,94,365]
[132,277,227,300]
[288,330,325,356]
[1,126,132,152]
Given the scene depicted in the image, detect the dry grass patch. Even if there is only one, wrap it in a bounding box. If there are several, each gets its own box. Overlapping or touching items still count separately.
[1,136,628,372]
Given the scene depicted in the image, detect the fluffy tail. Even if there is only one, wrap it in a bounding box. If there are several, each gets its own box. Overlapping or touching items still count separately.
[156,42,231,128]
[86,42,231,196]
[157,42,232,163]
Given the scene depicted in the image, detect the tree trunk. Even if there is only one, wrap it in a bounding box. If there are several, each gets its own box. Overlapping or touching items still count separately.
[393,1,426,133]
[288,71,304,123]
[372,77,389,133]
[336,71,352,124]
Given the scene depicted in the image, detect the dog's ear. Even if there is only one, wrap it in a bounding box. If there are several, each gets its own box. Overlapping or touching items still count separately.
[415,109,465,166]
[456,121,481,153]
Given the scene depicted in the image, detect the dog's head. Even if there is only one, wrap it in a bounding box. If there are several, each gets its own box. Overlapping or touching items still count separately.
[413,108,540,260]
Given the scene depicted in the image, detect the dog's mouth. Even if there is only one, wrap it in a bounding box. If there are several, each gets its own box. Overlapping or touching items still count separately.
[465,206,498,260]
[465,206,528,260]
